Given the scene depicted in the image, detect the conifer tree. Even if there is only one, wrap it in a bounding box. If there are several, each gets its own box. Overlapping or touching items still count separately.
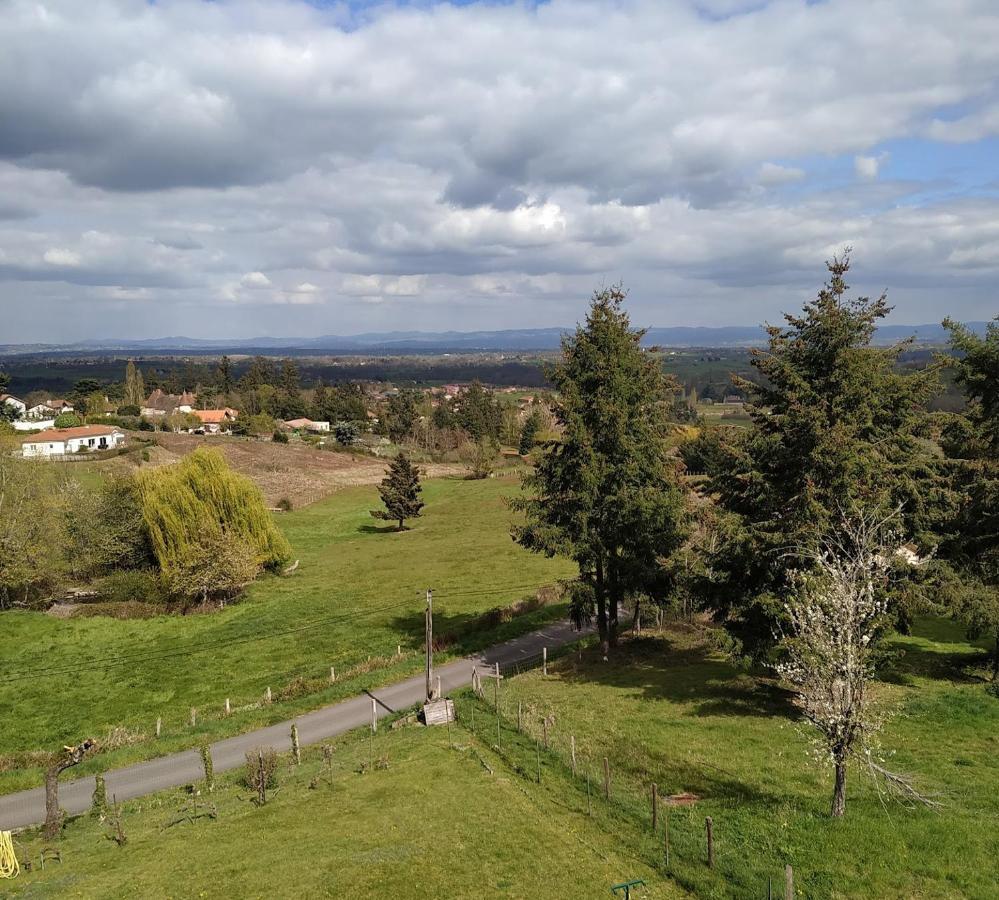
[512,285,688,656]
[371,453,424,530]
[124,360,146,408]
[704,254,951,658]
[941,317,999,677]
[518,408,543,455]
[217,355,234,396]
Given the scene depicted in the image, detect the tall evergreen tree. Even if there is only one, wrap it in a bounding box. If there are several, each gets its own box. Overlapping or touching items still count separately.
[941,317,999,676]
[512,286,689,656]
[371,453,424,531]
[704,255,950,658]
[217,355,234,396]
[518,408,543,455]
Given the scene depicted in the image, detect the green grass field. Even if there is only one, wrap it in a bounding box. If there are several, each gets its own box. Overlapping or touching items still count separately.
[495,619,999,899]
[0,473,574,792]
[3,713,678,900]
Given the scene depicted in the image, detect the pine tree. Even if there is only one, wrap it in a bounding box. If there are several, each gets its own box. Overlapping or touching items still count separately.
[217,355,234,396]
[704,254,951,658]
[941,317,999,677]
[123,360,146,409]
[518,408,543,455]
[371,453,424,531]
[512,285,689,656]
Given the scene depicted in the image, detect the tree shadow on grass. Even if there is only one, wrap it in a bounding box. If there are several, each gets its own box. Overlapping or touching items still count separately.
[556,632,799,721]
[356,524,405,534]
[879,639,988,686]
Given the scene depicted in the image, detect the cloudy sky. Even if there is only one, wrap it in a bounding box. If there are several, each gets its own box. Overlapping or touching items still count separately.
[1,0,998,342]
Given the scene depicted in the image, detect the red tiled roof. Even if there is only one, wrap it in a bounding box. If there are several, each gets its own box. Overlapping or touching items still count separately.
[193,409,236,424]
[23,425,121,443]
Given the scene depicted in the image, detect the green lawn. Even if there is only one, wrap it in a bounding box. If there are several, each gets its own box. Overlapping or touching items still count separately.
[494,618,999,899]
[0,473,574,792]
[3,715,678,900]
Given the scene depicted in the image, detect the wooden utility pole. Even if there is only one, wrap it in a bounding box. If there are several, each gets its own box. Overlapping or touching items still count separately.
[425,588,434,701]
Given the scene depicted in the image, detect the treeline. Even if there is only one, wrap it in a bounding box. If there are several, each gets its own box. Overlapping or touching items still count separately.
[0,355,551,398]
[515,258,998,675]
[0,448,289,612]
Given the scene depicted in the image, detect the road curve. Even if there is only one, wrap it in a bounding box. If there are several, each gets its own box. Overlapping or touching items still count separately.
[0,618,587,831]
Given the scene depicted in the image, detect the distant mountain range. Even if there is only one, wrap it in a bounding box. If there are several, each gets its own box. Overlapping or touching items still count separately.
[0,322,988,357]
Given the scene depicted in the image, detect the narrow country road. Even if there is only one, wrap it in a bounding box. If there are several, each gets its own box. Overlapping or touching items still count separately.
[0,618,587,831]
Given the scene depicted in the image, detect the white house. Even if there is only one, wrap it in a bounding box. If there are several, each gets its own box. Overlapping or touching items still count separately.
[285,418,331,433]
[1,394,26,416]
[21,425,125,458]
[14,418,54,431]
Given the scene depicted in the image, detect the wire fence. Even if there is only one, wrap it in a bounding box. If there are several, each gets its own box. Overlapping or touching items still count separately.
[457,658,802,899]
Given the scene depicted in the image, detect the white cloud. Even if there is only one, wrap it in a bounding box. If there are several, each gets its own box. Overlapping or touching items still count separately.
[239,271,272,288]
[0,0,998,340]
[854,154,885,180]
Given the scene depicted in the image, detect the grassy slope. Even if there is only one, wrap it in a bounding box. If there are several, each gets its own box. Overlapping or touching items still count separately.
[498,619,999,899]
[0,473,574,791]
[4,718,679,900]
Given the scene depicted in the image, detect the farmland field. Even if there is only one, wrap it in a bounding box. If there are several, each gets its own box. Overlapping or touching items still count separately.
[0,472,574,793]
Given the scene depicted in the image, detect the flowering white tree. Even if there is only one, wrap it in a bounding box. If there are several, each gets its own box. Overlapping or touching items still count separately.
[778,508,936,817]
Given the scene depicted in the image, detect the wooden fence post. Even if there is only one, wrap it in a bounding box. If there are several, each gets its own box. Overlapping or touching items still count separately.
[570,736,577,776]
[291,723,301,765]
[330,666,336,684]
[705,816,714,868]
[155,717,161,738]
[785,864,794,900]
[542,647,547,676]
[664,806,670,869]
[371,698,377,732]
[265,686,272,704]
[651,783,658,832]
[603,757,610,800]
[224,698,230,717]
[517,701,522,733]
[190,707,197,728]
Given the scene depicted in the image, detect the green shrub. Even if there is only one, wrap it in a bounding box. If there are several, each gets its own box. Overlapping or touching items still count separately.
[276,497,293,512]
[136,448,291,583]
[93,569,168,605]
[54,412,82,428]
[272,429,289,443]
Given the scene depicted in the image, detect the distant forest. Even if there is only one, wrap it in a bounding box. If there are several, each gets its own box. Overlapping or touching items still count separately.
[0,346,963,410]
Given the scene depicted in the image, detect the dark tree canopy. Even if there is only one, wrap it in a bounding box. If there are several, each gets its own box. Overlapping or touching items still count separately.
[703,255,953,657]
[512,285,688,655]
[371,453,424,531]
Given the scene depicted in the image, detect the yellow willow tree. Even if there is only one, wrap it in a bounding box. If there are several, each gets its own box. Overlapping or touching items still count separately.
[137,448,291,603]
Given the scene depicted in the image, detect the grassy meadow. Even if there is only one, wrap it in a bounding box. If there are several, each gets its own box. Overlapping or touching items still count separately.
[494,618,999,899]
[0,472,574,792]
[2,713,678,900]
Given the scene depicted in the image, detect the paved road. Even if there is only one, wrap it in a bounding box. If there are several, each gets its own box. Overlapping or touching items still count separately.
[0,618,587,831]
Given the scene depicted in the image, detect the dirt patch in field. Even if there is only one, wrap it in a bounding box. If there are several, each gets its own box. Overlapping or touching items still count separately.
[131,433,467,507]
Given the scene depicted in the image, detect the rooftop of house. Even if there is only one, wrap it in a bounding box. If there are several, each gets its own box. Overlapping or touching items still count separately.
[192,408,237,424]
[24,425,122,443]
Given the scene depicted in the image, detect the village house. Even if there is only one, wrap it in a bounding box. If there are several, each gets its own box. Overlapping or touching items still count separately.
[25,399,73,419]
[284,418,330,433]
[1,394,27,416]
[21,425,125,458]
[141,389,196,417]
[191,408,238,434]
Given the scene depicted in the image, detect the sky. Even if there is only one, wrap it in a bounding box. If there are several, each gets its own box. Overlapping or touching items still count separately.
[1,0,997,342]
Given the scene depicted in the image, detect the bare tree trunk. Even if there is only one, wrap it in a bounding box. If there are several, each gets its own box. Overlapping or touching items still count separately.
[993,633,998,682]
[607,561,619,649]
[43,764,63,840]
[595,559,608,659]
[831,761,847,818]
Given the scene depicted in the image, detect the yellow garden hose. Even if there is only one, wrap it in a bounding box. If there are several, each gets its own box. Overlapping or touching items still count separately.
[0,830,19,879]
